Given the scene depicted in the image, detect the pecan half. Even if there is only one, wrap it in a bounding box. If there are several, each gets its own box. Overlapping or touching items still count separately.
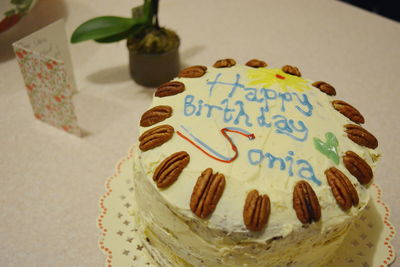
[178,65,207,78]
[343,151,373,185]
[243,190,271,232]
[332,100,364,124]
[245,59,268,68]
[153,151,190,188]
[312,81,336,96]
[138,125,174,151]
[344,124,378,149]
[190,168,225,218]
[213,58,236,68]
[282,65,301,77]
[155,81,185,97]
[140,105,173,127]
[325,167,359,210]
[293,181,321,224]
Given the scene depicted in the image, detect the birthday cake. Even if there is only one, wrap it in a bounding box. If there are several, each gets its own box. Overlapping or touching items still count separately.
[132,59,379,266]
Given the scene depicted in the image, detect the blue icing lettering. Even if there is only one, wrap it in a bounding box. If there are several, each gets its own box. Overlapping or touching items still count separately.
[195,99,204,116]
[292,92,313,117]
[265,152,285,170]
[257,107,272,128]
[272,115,308,142]
[261,88,277,112]
[182,72,322,185]
[234,100,253,127]
[204,103,223,118]
[244,87,264,103]
[220,98,235,123]
[206,73,222,96]
[285,151,294,176]
[296,159,321,185]
[289,120,308,141]
[278,92,293,112]
[247,149,321,186]
[185,73,313,142]
[206,72,313,118]
[275,129,307,142]
[273,114,293,133]
[206,73,245,98]
[227,74,243,98]
[184,95,196,116]
[248,149,263,164]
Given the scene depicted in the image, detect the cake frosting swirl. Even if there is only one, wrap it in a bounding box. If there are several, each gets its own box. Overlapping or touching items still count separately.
[132,59,379,266]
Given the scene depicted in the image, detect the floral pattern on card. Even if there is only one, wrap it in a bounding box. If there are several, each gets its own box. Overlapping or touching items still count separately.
[14,46,81,136]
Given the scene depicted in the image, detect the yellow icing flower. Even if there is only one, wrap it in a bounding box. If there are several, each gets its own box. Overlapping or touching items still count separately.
[247,68,310,92]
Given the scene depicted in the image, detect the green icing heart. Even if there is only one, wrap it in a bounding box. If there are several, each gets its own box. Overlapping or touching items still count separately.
[313,132,339,165]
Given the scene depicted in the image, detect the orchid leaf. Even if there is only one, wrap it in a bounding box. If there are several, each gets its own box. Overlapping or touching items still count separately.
[94,30,133,43]
[94,25,146,43]
[71,16,143,43]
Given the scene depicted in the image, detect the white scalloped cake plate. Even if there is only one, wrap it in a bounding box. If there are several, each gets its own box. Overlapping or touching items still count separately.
[98,147,396,267]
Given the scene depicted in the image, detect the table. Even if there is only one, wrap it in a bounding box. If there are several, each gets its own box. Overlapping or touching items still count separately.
[1,0,399,266]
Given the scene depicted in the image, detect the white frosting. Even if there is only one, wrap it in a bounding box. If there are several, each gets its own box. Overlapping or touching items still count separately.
[134,65,378,266]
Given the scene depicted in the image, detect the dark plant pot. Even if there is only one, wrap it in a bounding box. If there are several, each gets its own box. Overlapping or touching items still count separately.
[128,47,180,87]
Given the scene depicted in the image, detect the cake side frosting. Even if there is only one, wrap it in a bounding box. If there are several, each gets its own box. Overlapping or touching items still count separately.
[133,61,379,266]
[133,153,354,266]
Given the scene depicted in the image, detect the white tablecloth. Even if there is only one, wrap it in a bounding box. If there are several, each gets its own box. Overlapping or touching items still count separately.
[0,0,398,265]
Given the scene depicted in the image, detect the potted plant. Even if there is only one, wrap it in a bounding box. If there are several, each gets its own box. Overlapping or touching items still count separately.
[70,0,180,87]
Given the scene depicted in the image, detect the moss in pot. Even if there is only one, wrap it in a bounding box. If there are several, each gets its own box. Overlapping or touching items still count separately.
[71,0,180,87]
[127,25,180,86]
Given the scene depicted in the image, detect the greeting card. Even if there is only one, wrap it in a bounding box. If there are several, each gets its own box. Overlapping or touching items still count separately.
[13,19,81,136]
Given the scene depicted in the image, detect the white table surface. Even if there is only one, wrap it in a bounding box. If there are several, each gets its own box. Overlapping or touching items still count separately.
[0,0,399,266]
